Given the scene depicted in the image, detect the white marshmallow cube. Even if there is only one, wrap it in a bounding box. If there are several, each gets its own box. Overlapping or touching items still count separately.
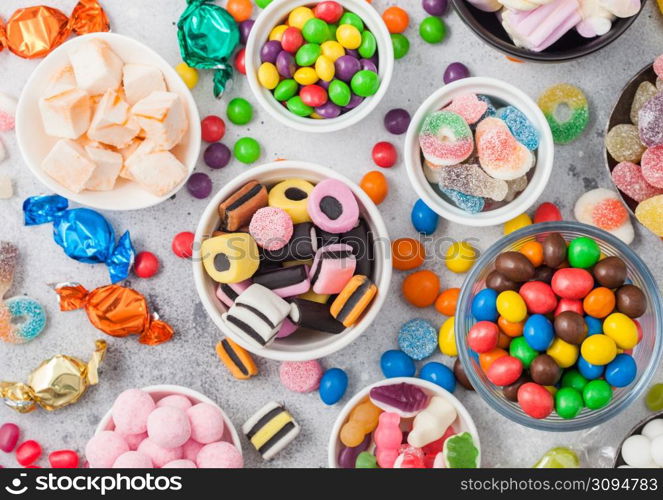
[85,146,123,191]
[69,39,123,95]
[131,91,187,150]
[122,64,166,106]
[41,139,96,193]
[128,149,187,197]
[39,87,91,140]
[87,89,140,148]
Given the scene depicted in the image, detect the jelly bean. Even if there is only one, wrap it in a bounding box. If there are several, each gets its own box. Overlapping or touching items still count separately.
[604,353,637,388]
[227,98,253,125]
[582,287,615,319]
[358,31,377,59]
[227,0,252,22]
[443,62,469,84]
[419,16,446,44]
[423,0,449,15]
[356,451,378,468]
[479,347,507,372]
[233,137,261,164]
[523,314,554,351]
[287,95,314,116]
[336,24,361,49]
[340,399,381,447]
[372,141,397,168]
[328,79,351,106]
[603,312,638,349]
[497,290,528,323]
[382,6,409,33]
[467,321,499,353]
[509,336,538,368]
[16,440,42,466]
[0,423,19,452]
[555,387,583,419]
[201,115,225,143]
[435,288,459,316]
[582,379,612,409]
[518,382,554,419]
[319,368,348,405]
[546,337,579,368]
[419,362,456,392]
[269,24,288,41]
[314,1,344,23]
[381,350,416,378]
[499,316,524,337]
[296,43,322,66]
[646,383,663,411]
[519,240,544,267]
[411,199,438,235]
[172,231,194,258]
[315,55,335,81]
[282,27,304,54]
[402,270,439,308]
[134,251,159,278]
[274,79,299,101]
[471,288,498,322]
[258,62,279,89]
[567,237,600,269]
[487,355,523,386]
[276,51,297,78]
[360,170,388,204]
[351,70,380,97]
[519,281,557,315]
[504,213,532,235]
[580,334,617,365]
[577,355,604,380]
[339,12,364,31]
[391,33,410,59]
[551,268,594,300]
[438,317,457,356]
[294,67,319,85]
[445,241,476,273]
[49,449,79,468]
[303,18,330,44]
[321,40,345,61]
[300,84,328,107]
[534,202,562,224]
[391,238,425,270]
[288,6,314,29]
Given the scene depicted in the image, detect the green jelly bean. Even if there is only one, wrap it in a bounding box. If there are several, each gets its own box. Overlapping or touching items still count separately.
[358,31,376,59]
[339,12,364,32]
[555,387,584,419]
[583,379,612,410]
[561,369,588,393]
[273,79,298,101]
[326,23,338,41]
[391,33,409,59]
[350,70,379,97]
[419,16,446,44]
[227,97,253,125]
[355,451,378,468]
[302,18,329,44]
[646,383,663,411]
[328,79,351,106]
[568,237,600,269]
[509,336,538,369]
[295,43,322,67]
[286,96,313,117]
[233,137,261,164]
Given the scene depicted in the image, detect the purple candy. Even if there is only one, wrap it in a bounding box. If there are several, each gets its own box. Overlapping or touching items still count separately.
[369,382,429,417]
[315,101,342,118]
[240,20,254,45]
[384,108,411,135]
[204,142,231,169]
[638,93,663,147]
[343,94,363,111]
[422,0,449,16]
[337,434,371,469]
[335,55,361,82]
[261,40,282,63]
[276,50,297,78]
[317,79,331,90]
[187,172,212,199]
[443,62,470,84]
[359,58,377,73]
[345,48,359,58]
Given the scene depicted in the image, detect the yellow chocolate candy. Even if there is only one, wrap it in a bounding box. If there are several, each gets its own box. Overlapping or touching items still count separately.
[546,337,579,368]
[445,241,476,273]
[268,178,314,223]
[580,334,617,366]
[175,62,198,89]
[496,290,527,323]
[258,62,280,89]
[336,24,361,49]
[201,233,259,283]
[603,312,638,349]
[269,24,288,41]
[315,55,335,82]
[320,40,345,61]
[504,213,532,235]
[288,6,314,29]
[294,67,318,85]
[438,316,457,356]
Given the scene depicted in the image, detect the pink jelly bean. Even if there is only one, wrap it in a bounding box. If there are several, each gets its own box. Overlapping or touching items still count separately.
[374,412,402,468]
[147,406,191,449]
[641,146,663,189]
[112,389,155,435]
[162,459,197,468]
[49,450,79,468]
[444,93,488,124]
[182,439,204,462]
[196,442,243,468]
[156,394,193,411]
[112,451,153,468]
[85,431,129,468]
[612,161,663,202]
[16,440,42,466]
[0,423,20,452]
[137,438,183,468]
[187,403,225,444]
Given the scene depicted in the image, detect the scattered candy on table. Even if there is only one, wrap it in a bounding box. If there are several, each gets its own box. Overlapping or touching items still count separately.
[243,401,300,460]
[618,417,663,468]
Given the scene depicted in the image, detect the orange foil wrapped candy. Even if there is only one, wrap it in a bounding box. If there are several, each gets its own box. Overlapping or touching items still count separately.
[0,0,109,59]
[55,283,174,346]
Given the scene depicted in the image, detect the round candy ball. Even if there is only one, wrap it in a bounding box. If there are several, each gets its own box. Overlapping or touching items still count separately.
[419,362,456,392]
[381,349,416,378]
[156,394,192,411]
[279,360,323,393]
[555,387,583,419]
[604,353,637,387]
[182,439,204,462]
[568,237,600,269]
[86,431,129,468]
[134,251,159,278]
[137,438,183,468]
[227,98,253,125]
[187,172,212,199]
[398,318,437,360]
[147,406,191,449]
[351,70,380,97]
[422,0,448,15]
[517,382,554,419]
[360,170,388,205]
[391,33,410,59]
[234,137,261,164]
[392,238,425,271]
[384,108,411,135]
[187,403,225,444]
[419,16,446,44]
[471,288,498,322]
[443,62,469,84]
[172,231,195,258]
[121,432,147,451]
[112,389,155,435]
[402,270,439,307]
[163,459,197,468]
[411,199,438,234]
[582,379,612,409]
[113,451,153,468]
[372,141,397,168]
[196,442,243,468]
[201,115,225,142]
[204,143,231,169]
[319,367,349,405]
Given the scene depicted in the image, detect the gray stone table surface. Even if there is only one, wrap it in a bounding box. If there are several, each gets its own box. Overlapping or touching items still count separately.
[1,0,662,469]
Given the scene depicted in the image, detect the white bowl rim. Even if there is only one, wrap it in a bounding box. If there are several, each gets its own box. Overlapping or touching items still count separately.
[192,160,392,361]
[327,377,481,468]
[15,32,202,211]
[404,76,554,227]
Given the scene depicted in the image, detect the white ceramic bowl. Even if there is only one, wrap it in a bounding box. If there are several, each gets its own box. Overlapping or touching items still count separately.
[16,32,201,211]
[404,77,554,227]
[193,161,392,361]
[95,384,242,455]
[327,377,481,468]
[245,0,394,133]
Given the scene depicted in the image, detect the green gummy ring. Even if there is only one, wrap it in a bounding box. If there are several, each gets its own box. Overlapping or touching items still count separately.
[537,84,589,145]
[421,110,472,140]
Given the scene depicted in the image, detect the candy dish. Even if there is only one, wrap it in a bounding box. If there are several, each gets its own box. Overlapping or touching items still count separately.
[16,32,201,211]
[452,0,645,63]
[327,377,481,468]
[456,221,663,431]
[193,161,391,361]
[613,411,663,467]
[245,0,394,133]
[404,77,554,227]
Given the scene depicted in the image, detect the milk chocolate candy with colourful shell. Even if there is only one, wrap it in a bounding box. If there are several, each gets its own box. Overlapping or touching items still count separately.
[252,265,310,298]
[215,338,258,380]
[262,222,318,262]
[290,298,345,333]
[222,284,292,347]
[216,280,251,307]
[201,233,259,283]
[243,401,300,461]
[307,178,359,234]
[341,218,373,277]
[309,244,356,294]
[268,179,315,224]
[330,275,377,327]
[218,181,268,231]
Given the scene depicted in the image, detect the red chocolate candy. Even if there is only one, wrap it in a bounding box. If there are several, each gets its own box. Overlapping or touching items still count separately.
[519,281,558,314]
[486,355,523,386]
[551,268,594,300]
[467,321,499,353]
[517,382,553,419]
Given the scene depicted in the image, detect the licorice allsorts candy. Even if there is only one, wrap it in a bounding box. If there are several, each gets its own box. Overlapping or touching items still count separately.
[252,264,310,298]
[330,275,377,327]
[222,284,292,347]
[201,233,259,283]
[290,298,345,334]
[216,280,251,307]
[309,243,356,294]
[215,338,258,380]
[268,178,315,224]
[262,222,318,262]
[307,178,359,234]
[243,401,301,461]
[218,181,268,231]
[341,218,373,277]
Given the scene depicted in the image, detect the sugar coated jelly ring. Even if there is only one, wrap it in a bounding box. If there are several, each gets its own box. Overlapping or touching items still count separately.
[1,297,46,344]
[268,179,315,224]
[537,84,589,145]
[419,110,473,166]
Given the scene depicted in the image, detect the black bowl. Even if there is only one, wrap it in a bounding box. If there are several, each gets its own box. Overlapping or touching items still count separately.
[613,411,663,467]
[452,0,647,62]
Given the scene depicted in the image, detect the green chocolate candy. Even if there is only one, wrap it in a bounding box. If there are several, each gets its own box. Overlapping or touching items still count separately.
[296,43,322,67]
[227,97,253,125]
[568,237,600,269]
[555,387,584,419]
[358,31,377,59]
[339,12,364,32]
[233,137,261,164]
[510,336,538,369]
[302,18,330,44]
[286,96,313,117]
[350,70,379,97]
[561,369,588,393]
[419,16,446,44]
[391,33,409,59]
[583,379,612,409]
[328,79,351,106]
[274,79,298,101]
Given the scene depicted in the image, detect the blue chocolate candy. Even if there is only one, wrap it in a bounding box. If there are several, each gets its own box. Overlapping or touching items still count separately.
[319,368,349,405]
[419,361,456,392]
[411,199,438,235]
[380,350,416,378]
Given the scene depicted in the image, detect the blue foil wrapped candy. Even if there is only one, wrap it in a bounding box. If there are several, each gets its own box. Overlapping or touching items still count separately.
[23,195,134,283]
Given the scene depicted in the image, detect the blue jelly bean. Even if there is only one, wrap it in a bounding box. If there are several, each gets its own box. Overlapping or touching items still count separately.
[497,106,539,151]
[471,288,498,322]
[477,95,496,120]
[380,350,416,378]
[523,314,554,351]
[441,188,485,214]
[398,319,437,360]
[411,199,438,235]
[604,353,637,388]
[5,296,46,344]
[577,355,604,380]
[585,316,602,336]
[319,368,349,405]
[419,362,456,392]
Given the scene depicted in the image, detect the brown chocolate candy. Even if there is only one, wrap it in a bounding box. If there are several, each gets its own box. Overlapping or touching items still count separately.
[593,256,627,289]
[533,266,555,284]
[503,374,529,402]
[616,284,646,318]
[217,181,268,231]
[495,251,535,282]
[543,232,567,268]
[530,354,561,386]
[485,270,519,292]
[453,358,474,391]
[554,311,588,345]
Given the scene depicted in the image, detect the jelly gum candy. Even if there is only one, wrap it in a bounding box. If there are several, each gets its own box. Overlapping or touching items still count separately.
[605,124,646,163]
[444,93,488,125]
[442,187,485,213]
[419,111,474,166]
[407,396,457,448]
[355,451,378,468]
[393,445,426,468]
[478,95,497,121]
[340,399,382,448]
[658,78,663,92]
[641,145,663,188]
[374,412,402,468]
[504,175,528,202]
[537,83,589,145]
[635,194,663,236]
[337,434,370,469]
[611,161,663,202]
[497,106,540,150]
[638,93,663,148]
[630,81,658,125]
[574,188,634,244]
[654,54,663,80]
[424,160,443,183]
[443,432,479,468]
[369,382,429,418]
[476,117,534,180]
[533,447,580,468]
[422,426,455,456]
[438,164,509,201]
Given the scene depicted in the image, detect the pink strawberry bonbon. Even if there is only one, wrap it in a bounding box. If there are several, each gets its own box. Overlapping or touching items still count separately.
[612,161,663,202]
[641,146,663,189]
[374,412,402,468]
[444,93,488,124]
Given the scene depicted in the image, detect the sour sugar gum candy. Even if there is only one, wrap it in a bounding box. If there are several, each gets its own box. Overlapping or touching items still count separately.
[419,111,474,166]
[574,188,634,244]
[611,161,663,202]
[443,93,488,125]
[438,164,508,201]
[475,117,534,180]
